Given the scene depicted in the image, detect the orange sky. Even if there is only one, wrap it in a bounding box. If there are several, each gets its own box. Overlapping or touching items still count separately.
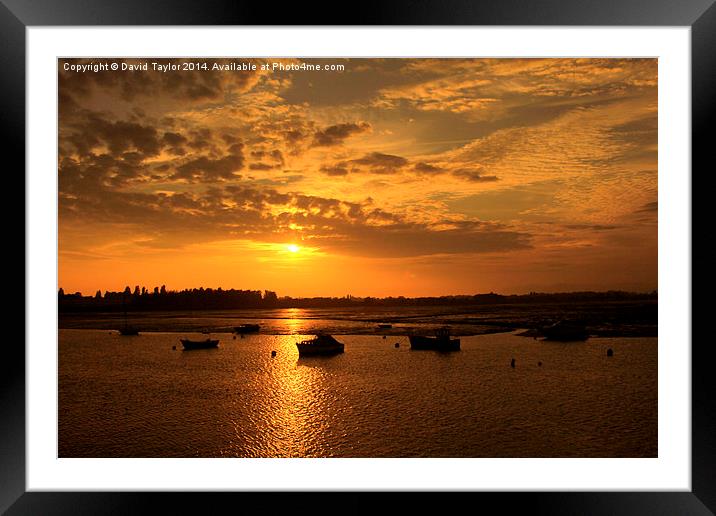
[58,58,657,297]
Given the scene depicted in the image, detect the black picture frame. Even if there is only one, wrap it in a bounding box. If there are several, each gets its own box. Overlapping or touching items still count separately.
[5,0,713,513]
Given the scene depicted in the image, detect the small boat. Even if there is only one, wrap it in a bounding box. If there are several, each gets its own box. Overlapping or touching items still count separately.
[234,323,260,334]
[180,338,219,350]
[409,327,460,351]
[296,334,344,356]
[377,323,393,329]
[540,320,589,341]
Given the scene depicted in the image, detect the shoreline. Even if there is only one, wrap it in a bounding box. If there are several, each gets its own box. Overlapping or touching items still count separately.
[58,301,657,338]
[58,326,657,338]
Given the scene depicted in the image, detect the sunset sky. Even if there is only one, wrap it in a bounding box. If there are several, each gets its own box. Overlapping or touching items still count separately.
[58,58,657,297]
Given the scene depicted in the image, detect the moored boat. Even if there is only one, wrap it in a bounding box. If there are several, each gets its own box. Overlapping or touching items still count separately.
[180,338,219,350]
[296,334,344,356]
[234,323,260,334]
[540,320,589,341]
[409,327,460,351]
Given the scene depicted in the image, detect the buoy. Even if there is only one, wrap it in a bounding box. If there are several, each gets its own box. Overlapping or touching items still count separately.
[395,342,400,348]
[538,361,542,366]
[172,345,176,350]
[511,358,516,368]
[382,335,387,339]
[607,348,614,357]
[271,350,277,357]
[233,335,236,340]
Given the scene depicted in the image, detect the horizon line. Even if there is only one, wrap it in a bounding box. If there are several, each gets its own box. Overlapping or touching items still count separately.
[58,286,659,299]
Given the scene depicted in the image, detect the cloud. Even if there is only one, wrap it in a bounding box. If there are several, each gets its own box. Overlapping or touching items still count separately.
[413,162,443,174]
[62,112,163,159]
[452,168,499,182]
[58,58,265,107]
[635,201,658,213]
[351,152,409,173]
[59,177,531,258]
[172,143,245,182]
[319,152,410,176]
[320,164,349,176]
[563,224,619,231]
[311,122,371,147]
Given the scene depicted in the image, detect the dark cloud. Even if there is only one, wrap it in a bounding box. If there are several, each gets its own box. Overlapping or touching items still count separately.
[58,58,263,106]
[284,129,307,144]
[319,152,409,176]
[351,152,408,171]
[311,122,371,147]
[162,132,187,146]
[452,168,499,182]
[564,224,619,231]
[320,164,349,176]
[63,112,163,158]
[635,201,658,213]
[413,162,443,174]
[249,163,275,171]
[162,131,188,155]
[173,143,245,182]
[250,149,285,170]
[325,222,531,258]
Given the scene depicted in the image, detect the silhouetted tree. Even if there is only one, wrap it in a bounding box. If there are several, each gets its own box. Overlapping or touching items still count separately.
[95,290,102,299]
[263,290,278,306]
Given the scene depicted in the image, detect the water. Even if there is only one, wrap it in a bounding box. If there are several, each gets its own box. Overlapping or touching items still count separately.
[58,301,657,337]
[59,330,657,457]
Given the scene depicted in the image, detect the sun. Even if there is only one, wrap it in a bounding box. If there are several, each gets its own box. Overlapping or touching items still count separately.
[286,244,300,253]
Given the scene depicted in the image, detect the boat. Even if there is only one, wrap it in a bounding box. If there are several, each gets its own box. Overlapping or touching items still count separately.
[234,323,260,334]
[118,326,139,336]
[540,320,589,341]
[180,338,219,350]
[409,327,460,351]
[296,334,344,356]
[377,323,393,329]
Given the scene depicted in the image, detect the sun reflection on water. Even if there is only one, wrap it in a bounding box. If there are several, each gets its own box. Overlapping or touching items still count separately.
[283,308,305,334]
[227,334,335,457]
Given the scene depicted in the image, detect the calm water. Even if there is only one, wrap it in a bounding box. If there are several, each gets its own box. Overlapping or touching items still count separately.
[59,330,657,457]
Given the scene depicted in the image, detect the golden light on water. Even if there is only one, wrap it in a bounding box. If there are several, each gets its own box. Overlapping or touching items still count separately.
[284,308,305,334]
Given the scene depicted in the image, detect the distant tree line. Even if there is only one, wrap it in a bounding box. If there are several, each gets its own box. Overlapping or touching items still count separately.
[58,286,657,313]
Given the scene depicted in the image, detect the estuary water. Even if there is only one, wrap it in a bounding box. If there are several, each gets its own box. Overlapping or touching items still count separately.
[58,329,657,457]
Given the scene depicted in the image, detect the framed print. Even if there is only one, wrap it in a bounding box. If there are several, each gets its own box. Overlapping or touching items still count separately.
[7,0,714,513]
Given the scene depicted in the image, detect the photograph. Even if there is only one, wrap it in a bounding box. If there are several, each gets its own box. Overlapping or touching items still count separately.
[57,56,658,459]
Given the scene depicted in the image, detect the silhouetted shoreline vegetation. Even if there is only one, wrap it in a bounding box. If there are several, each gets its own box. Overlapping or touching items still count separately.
[58,286,657,313]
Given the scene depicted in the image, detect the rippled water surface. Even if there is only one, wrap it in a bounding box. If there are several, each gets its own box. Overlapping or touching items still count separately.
[59,330,657,457]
